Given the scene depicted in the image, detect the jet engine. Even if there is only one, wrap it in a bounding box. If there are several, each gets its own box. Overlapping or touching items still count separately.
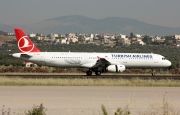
[106,65,125,72]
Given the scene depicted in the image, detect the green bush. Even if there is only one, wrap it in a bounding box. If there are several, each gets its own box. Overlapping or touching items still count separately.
[101,104,131,115]
[25,104,46,115]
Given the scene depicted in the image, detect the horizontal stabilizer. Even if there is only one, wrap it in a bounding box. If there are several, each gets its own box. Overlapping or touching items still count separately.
[20,54,32,58]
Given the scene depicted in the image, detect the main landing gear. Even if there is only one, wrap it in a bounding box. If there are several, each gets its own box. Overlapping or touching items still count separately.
[86,69,101,76]
[86,70,92,76]
[151,69,155,76]
[95,71,101,76]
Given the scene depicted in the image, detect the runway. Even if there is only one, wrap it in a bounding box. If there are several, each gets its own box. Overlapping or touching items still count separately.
[0,86,180,115]
[1,73,180,79]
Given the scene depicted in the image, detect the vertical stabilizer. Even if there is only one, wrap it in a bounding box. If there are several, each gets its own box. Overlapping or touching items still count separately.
[14,28,41,53]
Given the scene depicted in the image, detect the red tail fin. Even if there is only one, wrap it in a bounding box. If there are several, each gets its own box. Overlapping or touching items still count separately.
[14,28,41,53]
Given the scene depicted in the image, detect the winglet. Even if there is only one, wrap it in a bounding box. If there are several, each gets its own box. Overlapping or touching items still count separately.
[14,28,41,53]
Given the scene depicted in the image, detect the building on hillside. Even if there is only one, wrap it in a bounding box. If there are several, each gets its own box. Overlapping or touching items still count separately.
[134,40,146,45]
[29,33,36,38]
[50,33,58,38]
[120,34,126,39]
[175,35,180,40]
[50,34,56,40]
[7,33,15,36]
[120,38,131,46]
[154,38,165,43]
[59,34,66,38]
[103,38,110,44]
[84,36,91,42]
[71,37,78,43]
[55,39,60,43]
[90,34,94,39]
[61,39,67,44]
[37,36,43,40]
[135,34,141,38]
[68,33,76,38]
[176,40,180,47]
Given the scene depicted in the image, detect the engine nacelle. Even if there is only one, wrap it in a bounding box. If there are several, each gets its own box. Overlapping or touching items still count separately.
[106,65,125,72]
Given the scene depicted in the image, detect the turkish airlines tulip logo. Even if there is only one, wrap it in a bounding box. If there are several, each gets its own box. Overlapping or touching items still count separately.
[18,36,34,53]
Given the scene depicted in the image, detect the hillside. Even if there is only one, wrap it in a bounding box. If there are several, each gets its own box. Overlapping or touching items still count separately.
[0,23,14,33]
[0,35,15,45]
[1,15,180,36]
[26,15,180,36]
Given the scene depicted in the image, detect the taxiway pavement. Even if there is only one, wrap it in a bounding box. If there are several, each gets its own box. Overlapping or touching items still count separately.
[0,86,179,115]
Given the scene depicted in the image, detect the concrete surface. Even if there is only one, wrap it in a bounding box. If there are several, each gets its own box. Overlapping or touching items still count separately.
[0,86,180,115]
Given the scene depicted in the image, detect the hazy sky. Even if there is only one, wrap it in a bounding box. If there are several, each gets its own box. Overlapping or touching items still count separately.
[0,0,180,27]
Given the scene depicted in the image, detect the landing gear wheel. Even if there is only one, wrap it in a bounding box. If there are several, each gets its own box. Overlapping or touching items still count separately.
[151,69,155,76]
[152,72,155,76]
[86,71,92,76]
[95,71,101,76]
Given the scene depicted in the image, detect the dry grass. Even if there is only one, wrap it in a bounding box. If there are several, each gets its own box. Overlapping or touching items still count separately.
[0,77,180,86]
[139,94,179,115]
[0,35,15,45]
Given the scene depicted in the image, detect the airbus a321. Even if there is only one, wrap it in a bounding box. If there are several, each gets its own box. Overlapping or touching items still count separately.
[12,28,171,76]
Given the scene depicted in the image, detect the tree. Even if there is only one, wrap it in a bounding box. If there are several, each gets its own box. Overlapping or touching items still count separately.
[142,35,152,45]
[130,32,134,44]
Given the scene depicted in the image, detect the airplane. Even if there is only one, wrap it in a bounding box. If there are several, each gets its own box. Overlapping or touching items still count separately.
[11,28,171,76]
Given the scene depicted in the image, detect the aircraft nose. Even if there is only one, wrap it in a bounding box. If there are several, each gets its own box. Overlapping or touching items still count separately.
[167,60,171,67]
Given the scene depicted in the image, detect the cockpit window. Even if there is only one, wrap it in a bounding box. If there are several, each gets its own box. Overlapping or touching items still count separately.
[162,58,166,60]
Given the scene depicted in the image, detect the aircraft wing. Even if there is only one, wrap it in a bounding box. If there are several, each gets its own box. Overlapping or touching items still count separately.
[92,57,120,68]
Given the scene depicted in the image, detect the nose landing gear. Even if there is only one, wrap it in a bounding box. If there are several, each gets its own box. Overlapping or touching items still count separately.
[151,69,155,76]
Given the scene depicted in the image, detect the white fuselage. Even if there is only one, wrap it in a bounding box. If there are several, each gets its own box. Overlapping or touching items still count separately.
[12,52,171,69]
